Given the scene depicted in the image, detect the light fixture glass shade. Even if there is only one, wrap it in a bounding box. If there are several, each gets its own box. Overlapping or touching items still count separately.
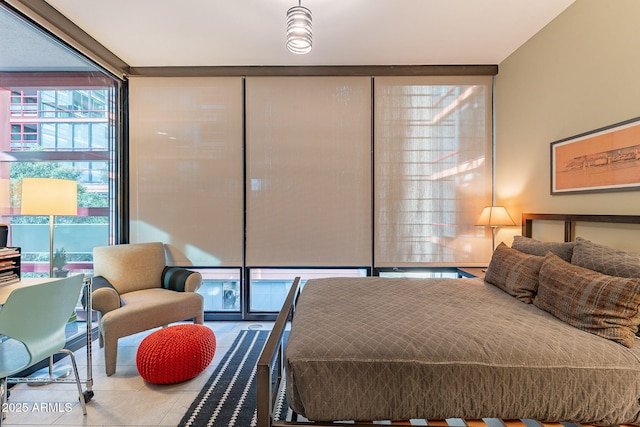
[21,178,78,216]
[475,206,515,227]
[286,3,312,54]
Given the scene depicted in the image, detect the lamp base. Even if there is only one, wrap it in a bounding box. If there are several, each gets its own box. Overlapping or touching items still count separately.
[492,226,497,251]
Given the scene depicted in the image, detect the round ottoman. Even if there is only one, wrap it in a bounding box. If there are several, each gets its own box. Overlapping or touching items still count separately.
[136,324,216,384]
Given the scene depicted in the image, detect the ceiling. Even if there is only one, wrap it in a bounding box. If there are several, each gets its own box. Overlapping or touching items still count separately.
[0,4,91,71]
[34,0,575,69]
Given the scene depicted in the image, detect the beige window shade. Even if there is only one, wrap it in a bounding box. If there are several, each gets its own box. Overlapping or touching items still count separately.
[245,76,372,266]
[129,77,244,266]
[374,76,493,266]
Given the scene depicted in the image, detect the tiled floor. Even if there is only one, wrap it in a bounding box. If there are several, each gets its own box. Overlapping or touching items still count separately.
[2,321,271,426]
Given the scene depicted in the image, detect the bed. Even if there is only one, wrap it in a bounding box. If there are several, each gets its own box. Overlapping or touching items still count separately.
[257,213,640,427]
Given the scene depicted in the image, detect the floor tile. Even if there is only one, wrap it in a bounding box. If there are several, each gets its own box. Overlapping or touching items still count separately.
[3,321,272,426]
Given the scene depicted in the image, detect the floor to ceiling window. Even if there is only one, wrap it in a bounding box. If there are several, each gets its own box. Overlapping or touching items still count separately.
[374,76,494,269]
[128,77,244,319]
[128,74,494,320]
[0,6,119,279]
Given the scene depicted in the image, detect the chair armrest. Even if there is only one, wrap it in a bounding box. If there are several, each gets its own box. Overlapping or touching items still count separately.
[162,267,202,293]
[90,276,122,314]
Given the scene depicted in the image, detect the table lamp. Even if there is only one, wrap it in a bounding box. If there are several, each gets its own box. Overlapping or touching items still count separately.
[476,206,515,250]
[21,178,77,278]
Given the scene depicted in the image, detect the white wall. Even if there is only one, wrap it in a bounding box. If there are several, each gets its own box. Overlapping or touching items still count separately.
[494,0,640,247]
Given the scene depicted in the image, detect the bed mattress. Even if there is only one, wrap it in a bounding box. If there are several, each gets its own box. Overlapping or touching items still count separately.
[284,277,640,425]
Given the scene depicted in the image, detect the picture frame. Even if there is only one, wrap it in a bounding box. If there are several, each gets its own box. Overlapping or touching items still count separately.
[550,116,640,195]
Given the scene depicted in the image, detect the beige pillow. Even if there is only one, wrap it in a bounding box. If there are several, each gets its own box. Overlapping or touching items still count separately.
[534,252,640,348]
[484,243,544,303]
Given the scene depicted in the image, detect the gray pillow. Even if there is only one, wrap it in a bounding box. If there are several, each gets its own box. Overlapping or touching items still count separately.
[512,235,575,262]
[571,236,640,278]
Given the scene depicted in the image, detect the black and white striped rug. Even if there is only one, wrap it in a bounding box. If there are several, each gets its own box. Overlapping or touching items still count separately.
[179,329,287,427]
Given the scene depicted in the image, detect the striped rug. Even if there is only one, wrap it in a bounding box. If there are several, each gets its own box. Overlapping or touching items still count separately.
[179,329,272,427]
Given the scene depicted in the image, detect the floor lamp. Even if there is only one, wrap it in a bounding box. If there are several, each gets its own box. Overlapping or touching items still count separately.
[20,178,78,381]
[21,178,78,278]
[476,206,515,250]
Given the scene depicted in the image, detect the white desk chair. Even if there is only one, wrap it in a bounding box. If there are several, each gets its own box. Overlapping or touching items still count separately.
[0,275,87,424]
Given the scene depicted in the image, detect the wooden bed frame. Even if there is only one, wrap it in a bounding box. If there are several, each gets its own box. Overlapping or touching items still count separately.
[257,213,640,427]
[521,213,640,242]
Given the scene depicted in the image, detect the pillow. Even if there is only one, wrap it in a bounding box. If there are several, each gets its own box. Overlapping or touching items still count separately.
[162,266,198,292]
[511,235,575,262]
[484,242,544,303]
[571,236,640,278]
[534,252,640,348]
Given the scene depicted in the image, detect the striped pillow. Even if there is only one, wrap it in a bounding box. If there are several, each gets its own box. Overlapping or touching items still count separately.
[162,267,198,292]
[534,252,640,348]
[485,242,544,303]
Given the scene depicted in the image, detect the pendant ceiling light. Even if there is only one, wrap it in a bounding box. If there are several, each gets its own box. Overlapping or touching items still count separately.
[286,1,312,54]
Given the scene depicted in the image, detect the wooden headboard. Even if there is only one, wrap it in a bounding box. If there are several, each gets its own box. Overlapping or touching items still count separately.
[522,213,640,242]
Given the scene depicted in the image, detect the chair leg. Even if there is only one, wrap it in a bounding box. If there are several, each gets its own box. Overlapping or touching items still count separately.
[59,349,87,415]
[195,313,204,324]
[104,336,118,376]
[0,377,6,424]
[48,354,54,376]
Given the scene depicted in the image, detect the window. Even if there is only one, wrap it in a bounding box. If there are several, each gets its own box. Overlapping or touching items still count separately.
[245,77,372,267]
[374,76,493,266]
[128,77,244,268]
[190,268,242,313]
[0,6,120,279]
[248,268,369,312]
[11,123,39,149]
[3,87,117,277]
[128,74,493,319]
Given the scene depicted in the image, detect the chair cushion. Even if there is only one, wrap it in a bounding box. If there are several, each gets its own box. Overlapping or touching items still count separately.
[100,289,204,343]
[136,324,216,384]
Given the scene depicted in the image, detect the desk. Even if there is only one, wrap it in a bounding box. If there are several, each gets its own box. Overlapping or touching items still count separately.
[0,278,51,304]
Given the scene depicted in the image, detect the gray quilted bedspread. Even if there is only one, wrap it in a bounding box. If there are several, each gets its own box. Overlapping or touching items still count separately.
[284,277,640,425]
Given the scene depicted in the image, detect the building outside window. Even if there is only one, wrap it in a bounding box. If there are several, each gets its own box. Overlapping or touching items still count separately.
[1,86,116,277]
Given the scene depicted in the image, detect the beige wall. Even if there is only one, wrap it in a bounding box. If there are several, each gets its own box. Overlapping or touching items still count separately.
[494,0,640,246]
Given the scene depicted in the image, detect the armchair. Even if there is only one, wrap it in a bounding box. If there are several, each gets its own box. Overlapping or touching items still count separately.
[92,242,204,376]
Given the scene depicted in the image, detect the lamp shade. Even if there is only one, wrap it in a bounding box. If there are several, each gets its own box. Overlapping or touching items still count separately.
[475,206,515,227]
[21,178,78,216]
[286,3,312,54]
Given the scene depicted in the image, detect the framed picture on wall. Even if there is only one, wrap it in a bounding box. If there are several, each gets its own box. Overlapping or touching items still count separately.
[550,116,640,195]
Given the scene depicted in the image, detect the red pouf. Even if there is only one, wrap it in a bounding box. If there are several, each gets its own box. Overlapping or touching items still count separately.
[136,324,216,385]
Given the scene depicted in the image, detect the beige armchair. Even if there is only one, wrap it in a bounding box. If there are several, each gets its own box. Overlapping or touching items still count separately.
[92,242,204,376]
